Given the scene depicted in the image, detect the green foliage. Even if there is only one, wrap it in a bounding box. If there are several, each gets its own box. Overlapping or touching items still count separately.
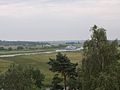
[67,67,83,90]
[17,46,24,50]
[48,52,78,77]
[67,77,79,90]
[32,69,45,88]
[81,25,120,90]
[91,72,119,90]
[50,74,63,90]
[8,47,13,51]
[0,47,5,51]
[48,52,78,90]
[0,64,45,90]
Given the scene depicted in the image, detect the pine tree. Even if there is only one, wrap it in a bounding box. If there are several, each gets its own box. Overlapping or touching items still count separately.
[48,52,78,90]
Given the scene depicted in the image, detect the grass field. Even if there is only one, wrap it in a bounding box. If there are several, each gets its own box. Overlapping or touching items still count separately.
[0,48,56,55]
[0,51,82,86]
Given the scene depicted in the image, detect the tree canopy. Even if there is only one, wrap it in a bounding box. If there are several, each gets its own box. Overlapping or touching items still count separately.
[81,25,120,90]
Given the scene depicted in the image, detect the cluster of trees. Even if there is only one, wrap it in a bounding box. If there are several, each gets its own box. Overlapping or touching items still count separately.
[0,47,13,51]
[0,64,45,90]
[0,25,120,90]
[48,25,120,90]
[0,46,24,51]
[80,25,120,90]
[0,40,50,46]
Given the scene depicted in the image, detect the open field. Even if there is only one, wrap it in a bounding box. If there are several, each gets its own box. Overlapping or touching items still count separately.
[0,51,82,86]
[0,48,57,55]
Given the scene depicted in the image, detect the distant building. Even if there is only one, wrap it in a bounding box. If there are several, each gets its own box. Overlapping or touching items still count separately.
[44,44,51,47]
[76,47,83,51]
[65,46,77,50]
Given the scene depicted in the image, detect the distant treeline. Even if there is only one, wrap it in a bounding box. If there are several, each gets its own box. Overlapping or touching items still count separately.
[0,40,82,46]
[0,40,50,46]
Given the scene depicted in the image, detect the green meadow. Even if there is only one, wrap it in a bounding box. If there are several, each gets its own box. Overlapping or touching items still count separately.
[0,51,82,86]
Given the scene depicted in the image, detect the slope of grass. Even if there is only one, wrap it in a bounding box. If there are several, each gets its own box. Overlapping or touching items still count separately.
[0,51,82,86]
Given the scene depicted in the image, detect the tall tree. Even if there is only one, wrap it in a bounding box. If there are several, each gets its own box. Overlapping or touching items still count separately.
[48,52,78,90]
[81,25,120,90]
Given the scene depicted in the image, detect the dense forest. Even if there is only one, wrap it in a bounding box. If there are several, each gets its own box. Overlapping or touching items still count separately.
[0,25,120,90]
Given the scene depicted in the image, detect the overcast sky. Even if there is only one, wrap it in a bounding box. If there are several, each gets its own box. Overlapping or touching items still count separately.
[0,0,120,41]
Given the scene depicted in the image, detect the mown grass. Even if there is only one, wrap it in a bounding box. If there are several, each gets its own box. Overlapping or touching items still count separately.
[0,51,82,86]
